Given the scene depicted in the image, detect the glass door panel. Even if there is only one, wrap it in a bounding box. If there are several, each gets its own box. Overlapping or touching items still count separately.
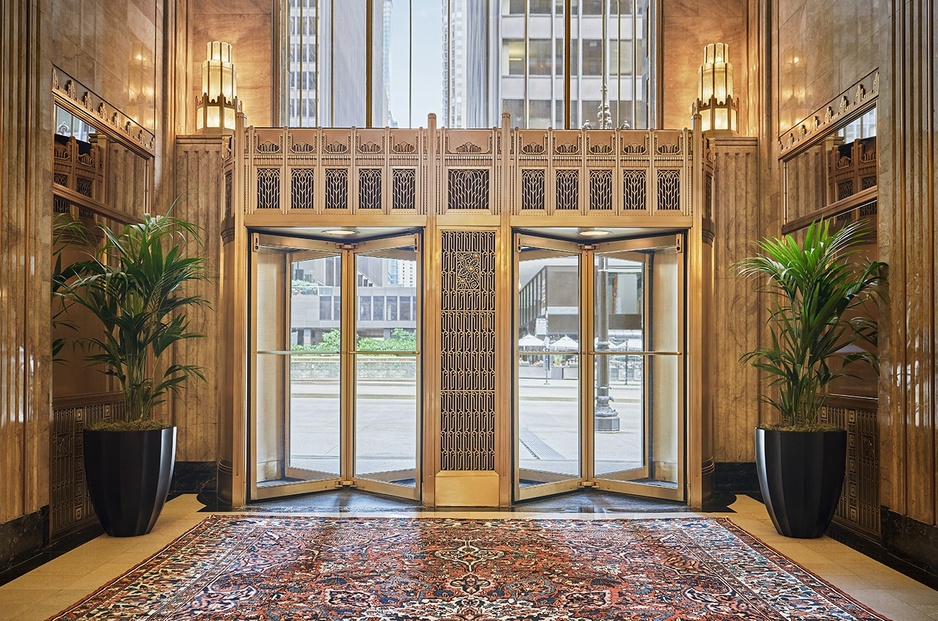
[592,239,684,500]
[352,239,420,497]
[251,233,421,502]
[515,240,582,499]
[287,254,343,480]
[251,237,343,498]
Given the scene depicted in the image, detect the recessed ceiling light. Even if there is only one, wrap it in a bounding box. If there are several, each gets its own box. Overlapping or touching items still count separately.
[578,228,611,238]
[322,227,358,237]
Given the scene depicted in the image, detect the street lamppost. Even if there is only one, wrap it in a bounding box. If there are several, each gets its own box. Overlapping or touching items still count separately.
[595,256,620,431]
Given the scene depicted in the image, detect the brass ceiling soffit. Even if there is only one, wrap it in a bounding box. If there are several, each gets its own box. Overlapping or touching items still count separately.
[778,70,879,159]
[52,66,156,155]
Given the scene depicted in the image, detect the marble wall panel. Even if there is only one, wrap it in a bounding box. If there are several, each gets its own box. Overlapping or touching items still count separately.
[1,0,53,525]
[188,3,274,130]
[40,0,163,132]
[710,138,762,462]
[660,0,749,133]
[880,0,938,527]
[171,137,226,462]
[775,0,888,133]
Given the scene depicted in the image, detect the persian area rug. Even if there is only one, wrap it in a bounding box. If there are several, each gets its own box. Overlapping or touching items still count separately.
[52,516,890,620]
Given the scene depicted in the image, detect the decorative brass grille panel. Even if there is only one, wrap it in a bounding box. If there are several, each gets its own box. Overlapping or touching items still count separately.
[521,169,545,211]
[392,169,416,211]
[358,168,382,210]
[256,168,280,210]
[439,231,496,471]
[859,201,878,217]
[224,170,233,219]
[822,400,880,536]
[325,168,349,210]
[290,169,315,210]
[50,394,126,538]
[75,177,93,197]
[589,169,613,211]
[622,170,647,210]
[447,169,489,210]
[837,180,854,200]
[556,169,579,210]
[705,172,713,221]
[656,169,681,210]
[53,195,71,214]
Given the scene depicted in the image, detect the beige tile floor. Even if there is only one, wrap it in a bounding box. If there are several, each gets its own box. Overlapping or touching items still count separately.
[1,494,937,620]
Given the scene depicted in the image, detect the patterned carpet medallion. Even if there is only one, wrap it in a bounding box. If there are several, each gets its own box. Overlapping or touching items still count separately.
[53,516,890,620]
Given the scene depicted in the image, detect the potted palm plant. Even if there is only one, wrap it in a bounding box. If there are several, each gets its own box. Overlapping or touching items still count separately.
[57,212,208,537]
[736,218,885,538]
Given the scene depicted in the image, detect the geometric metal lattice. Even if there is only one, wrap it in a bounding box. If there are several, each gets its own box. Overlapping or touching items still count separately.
[50,394,126,538]
[521,169,545,211]
[822,401,880,537]
[291,168,315,210]
[656,169,681,211]
[447,169,489,210]
[257,168,281,210]
[623,169,647,211]
[392,168,416,211]
[439,230,496,471]
[556,169,579,210]
[589,169,613,211]
[358,168,382,210]
[837,180,854,201]
[325,168,349,210]
[225,170,233,219]
[76,177,93,197]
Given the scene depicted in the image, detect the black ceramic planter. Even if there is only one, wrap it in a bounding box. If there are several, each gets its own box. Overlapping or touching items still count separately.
[83,426,177,537]
[755,427,847,539]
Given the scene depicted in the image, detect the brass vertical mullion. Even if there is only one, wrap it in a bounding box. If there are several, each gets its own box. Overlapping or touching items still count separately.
[282,252,293,478]
[342,248,356,482]
[511,234,521,502]
[582,247,595,482]
[247,236,259,497]
[676,237,687,497]
[642,253,652,480]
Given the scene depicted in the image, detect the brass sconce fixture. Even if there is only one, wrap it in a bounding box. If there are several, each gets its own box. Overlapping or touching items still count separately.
[692,43,738,134]
[196,41,240,133]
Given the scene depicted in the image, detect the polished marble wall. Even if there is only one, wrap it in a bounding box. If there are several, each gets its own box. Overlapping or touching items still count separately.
[42,0,165,132]
[0,0,50,528]
[187,0,274,129]
[171,136,227,462]
[0,0,188,533]
[879,0,938,530]
[709,137,762,462]
[774,0,888,135]
[659,0,749,133]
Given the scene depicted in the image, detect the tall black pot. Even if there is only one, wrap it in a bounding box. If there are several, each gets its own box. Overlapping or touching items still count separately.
[755,427,847,539]
[83,426,177,537]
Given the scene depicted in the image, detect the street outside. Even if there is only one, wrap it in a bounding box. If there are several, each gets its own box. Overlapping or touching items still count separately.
[269,377,657,485]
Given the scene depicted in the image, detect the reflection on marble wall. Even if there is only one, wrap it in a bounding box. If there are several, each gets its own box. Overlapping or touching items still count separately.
[880,0,938,529]
[660,0,749,132]
[41,0,163,131]
[188,1,274,129]
[1,1,52,527]
[775,0,888,134]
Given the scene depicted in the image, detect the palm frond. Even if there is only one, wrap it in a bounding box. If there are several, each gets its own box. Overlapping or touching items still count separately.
[733,219,886,427]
